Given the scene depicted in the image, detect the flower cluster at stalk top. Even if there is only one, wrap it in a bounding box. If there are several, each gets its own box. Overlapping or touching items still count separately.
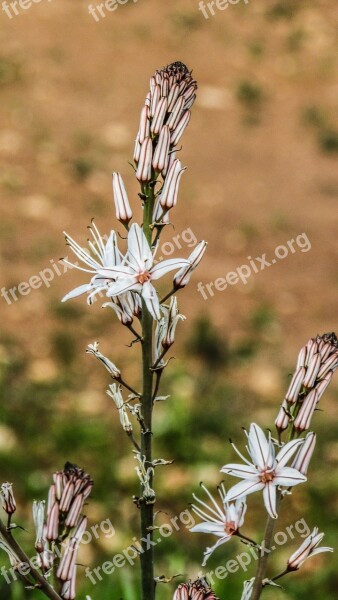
[61,62,206,321]
[173,578,219,600]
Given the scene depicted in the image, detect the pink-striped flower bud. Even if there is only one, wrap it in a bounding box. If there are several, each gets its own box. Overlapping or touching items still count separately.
[287,527,333,571]
[138,106,150,144]
[60,569,76,600]
[284,367,306,404]
[53,472,64,501]
[112,172,132,225]
[59,480,75,513]
[153,126,171,173]
[171,111,191,146]
[167,96,185,130]
[291,431,316,475]
[65,494,84,529]
[150,84,161,118]
[151,97,168,135]
[275,400,290,432]
[0,482,16,515]
[294,389,319,432]
[303,353,321,388]
[135,137,153,182]
[46,501,59,541]
[133,133,141,163]
[160,159,185,210]
[168,83,180,111]
[174,241,207,289]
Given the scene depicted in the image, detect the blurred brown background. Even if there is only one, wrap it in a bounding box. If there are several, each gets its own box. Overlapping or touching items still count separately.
[0,1,338,599]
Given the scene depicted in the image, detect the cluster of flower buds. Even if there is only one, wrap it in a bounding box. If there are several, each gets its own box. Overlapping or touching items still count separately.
[46,462,93,541]
[0,482,16,516]
[173,578,219,600]
[134,61,197,188]
[275,332,338,433]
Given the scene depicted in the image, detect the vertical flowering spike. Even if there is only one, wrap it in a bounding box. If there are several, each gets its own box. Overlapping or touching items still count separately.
[112,172,133,225]
[159,159,186,210]
[33,500,46,553]
[291,432,316,475]
[136,137,153,182]
[0,482,16,515]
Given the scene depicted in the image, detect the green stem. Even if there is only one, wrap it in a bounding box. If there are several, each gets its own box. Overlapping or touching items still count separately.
[250,492,282,600]
[0,519,62,600]
[140,183,156,600]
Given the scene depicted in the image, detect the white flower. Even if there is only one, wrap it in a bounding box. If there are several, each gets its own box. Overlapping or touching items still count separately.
[61,224,122,304]
[100,223,189,320]
[221,423,306,519]
[287,527,333,570]
[190,483,246,566]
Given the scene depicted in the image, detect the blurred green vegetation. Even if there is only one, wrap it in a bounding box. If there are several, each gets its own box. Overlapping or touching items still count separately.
[0,309,337,599]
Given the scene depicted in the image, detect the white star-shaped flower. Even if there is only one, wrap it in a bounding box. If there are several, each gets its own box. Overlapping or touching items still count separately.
[190,483,246,566]
[221,423,306,519]
[100,223,189,320]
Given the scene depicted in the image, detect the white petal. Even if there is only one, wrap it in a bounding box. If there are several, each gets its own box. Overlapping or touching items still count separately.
[201,536,230,566]
[107,277,140,297]
[248,423,272,470]
[276,439,304,468]
[151,259,190,280]
[225,480,264,503]
[128,223,152,271]
[190,522,225,537]
[62,284,92,302]
[263,483,277,519]
[220,463,259,479]
[142,282,161,320]
[273,467,307,487]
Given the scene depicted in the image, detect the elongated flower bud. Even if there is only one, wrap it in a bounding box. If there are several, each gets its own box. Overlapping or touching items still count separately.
[275,400,290,432]
[136,137,153,183]
[294,389,319,432]
[0,482,16,515]
[287,528,333,571]
[160,159,185,210]
[138,106,150,144]
[33,500,45,553]
[112,173,132,225]
[153,126,171,173]
[291,431,316,475]
[171,111,191,146]
[174,241,207,289]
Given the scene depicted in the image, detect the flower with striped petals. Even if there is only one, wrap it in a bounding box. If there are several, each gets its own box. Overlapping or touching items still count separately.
[221,423,306,519]
[190,483,246,566]
[100,223,189,320]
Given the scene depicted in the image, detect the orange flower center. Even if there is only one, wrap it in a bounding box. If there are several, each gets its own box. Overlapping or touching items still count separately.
[224,520,237,535]
[137,271,151,284]
[260,471,274,484]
